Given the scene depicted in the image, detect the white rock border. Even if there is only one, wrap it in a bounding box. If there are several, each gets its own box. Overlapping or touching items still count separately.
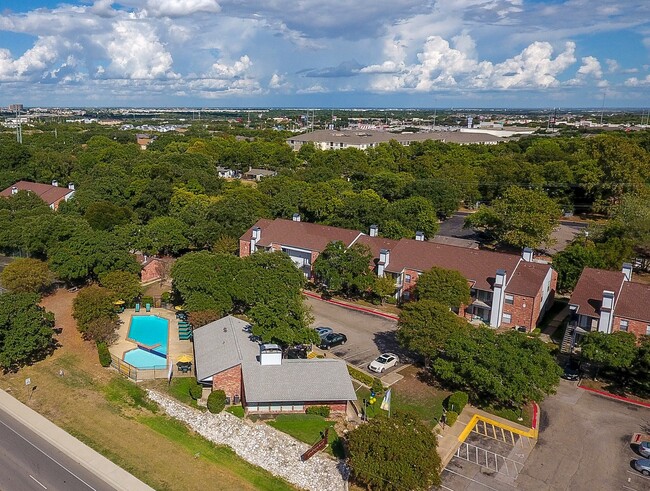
[147,390,348,491]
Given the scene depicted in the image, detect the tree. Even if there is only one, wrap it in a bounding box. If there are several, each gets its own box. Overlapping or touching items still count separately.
[347,411,441,491]
[628,337,650,397]
[140,216,190,256]
[432,328,561,407]
[207,390,226,414]
[465,186,562,249]
[72,285,117,336]
[85,317,120,344]
[0,293,55,369]
[99,270,143,304]
[580,331,638,373]
[84,201,133,231]
[552,242,605,292]
[371,275,397,304]
[312,241,374,296]
[0,258,53,293]
[397,300,469,366]
[414,266,471,308]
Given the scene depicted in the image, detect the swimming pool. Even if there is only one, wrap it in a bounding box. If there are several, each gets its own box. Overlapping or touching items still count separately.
[124,315,169,369]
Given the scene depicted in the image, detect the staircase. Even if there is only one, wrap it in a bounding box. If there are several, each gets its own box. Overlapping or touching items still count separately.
[561,322,576,354]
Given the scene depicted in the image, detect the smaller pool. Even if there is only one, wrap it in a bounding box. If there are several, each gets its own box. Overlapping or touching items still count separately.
[124,315,169,369]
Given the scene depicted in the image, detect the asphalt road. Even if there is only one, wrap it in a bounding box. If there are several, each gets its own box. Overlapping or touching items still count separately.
[306,296,403,374]
[0,405,116,491]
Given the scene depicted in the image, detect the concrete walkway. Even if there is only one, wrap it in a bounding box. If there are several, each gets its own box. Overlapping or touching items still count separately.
[0,389,154,491]
[436,405,537,467]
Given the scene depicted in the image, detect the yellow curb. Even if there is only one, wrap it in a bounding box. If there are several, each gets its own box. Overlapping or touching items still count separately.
[458,414,480,442]
[457,414,537,442]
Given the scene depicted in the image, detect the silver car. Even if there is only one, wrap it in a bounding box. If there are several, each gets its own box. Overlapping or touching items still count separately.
[639,441,650,458]
[368,353,399,373]
[314,326,333,338]
[634,458,650,476]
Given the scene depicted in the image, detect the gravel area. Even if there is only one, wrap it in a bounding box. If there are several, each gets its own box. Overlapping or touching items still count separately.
[147,390,348,491]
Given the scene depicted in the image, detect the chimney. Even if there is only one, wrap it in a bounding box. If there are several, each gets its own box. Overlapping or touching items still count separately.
[259,344,282,366]
[250,226,261,253]
[598,290,615,334]
[292,213,301,222]
[51,180,59,187]
[11,186,18,195]
[369,224,378,237]
[489,269,507,328]
[68,182,75,191]
[377,249,390,277]
[415,231,425,241]
[622,263,632,282]
[522,247,533,262]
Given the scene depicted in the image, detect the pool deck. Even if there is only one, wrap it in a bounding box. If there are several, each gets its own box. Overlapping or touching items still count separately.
[110,308,194,377]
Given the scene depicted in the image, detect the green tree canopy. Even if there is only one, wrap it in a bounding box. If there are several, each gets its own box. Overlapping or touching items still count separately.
[312,241,374,296]
[0,258,53,293]
[552,242,605,292]
[347,411,441,491]
[580,331,638,370]
[414,266,471,308]
[0,293,55,369]
[465,186,562,249]
[432,328,561,407]
[99,270,143,304]
[72,285,117,337]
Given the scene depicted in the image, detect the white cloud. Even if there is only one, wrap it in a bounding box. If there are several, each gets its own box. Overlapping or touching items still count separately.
[269,72,291,90]
[297,84,328,94]
[567,55,603,86]
[144,0,221,18]
[208,55,252,79]
[625,75,650,87]
[605,58,619,73]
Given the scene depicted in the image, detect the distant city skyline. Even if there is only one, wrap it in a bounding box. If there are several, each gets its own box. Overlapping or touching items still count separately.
[0,1,649,108]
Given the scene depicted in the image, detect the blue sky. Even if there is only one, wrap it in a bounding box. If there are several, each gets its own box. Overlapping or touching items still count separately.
[0,0,649,108]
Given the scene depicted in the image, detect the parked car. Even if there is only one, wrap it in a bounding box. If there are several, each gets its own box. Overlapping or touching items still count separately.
[368,353,399,373]
[314,326,334,338]
[561,358,580,381]
[634,458,650,476]
[639,441,650,458]
[318,333,347,350]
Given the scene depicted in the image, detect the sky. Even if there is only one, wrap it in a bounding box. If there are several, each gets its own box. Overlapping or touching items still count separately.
[0,0,649,108]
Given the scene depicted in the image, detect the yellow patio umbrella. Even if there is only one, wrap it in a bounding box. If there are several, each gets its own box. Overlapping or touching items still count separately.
[177,354,193,363]
[174,305,185,311]
[113,300,125,305]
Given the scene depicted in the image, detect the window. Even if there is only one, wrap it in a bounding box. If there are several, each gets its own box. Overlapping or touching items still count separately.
[502,313,512,324]
[646,325,650,336]
[504,294,514,305]
[405,274,412,284]
[620,319,629,332]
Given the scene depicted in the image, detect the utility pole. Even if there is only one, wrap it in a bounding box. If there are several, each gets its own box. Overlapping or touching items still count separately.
[15,108,23,144]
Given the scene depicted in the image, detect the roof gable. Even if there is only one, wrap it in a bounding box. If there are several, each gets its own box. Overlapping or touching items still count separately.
[569,268,626,318]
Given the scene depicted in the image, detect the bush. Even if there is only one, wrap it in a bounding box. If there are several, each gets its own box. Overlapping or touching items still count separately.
[447,391,468,413]
[347,365,374,386]
[446,411,458,426]
[161,291,171,304]
[141,296,154,307]
[189,380,203,400]
[97,342,112,367]
[371,377,384,395]
[385,297,397,305]
[306,405,331,418]
[207,390,226,413]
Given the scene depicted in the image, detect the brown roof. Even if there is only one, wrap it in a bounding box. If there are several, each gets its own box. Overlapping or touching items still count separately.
[355,235,400,260]
[240,218,362,253]
[385,238,521,291]
[616,282,650,323]
[506,262,552,298]
[568,268,626,318]
[288,129,502,146]
[0,180,73,205]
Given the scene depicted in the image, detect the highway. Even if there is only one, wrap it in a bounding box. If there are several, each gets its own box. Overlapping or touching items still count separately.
[0,405,116,491]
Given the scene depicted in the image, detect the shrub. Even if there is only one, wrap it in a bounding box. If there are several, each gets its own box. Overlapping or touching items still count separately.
[385,297,398,305]
[161,291,171,304]
[371,377,384,395]
[189,380,203,400]
[207,389,226,413]
[447,391,469,413]
[226,405,245,418]
[446,411,459,426]
[306,405,331,418]
[347,365,374,386]
[97,342,112,367]
[141,296,154,307]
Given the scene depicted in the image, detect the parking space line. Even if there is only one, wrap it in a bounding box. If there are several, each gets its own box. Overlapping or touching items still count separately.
[623,486,641,491]
[455,442,523,478]
[442,468,504,491]
[627,470,650,481]
[509,430,516,445]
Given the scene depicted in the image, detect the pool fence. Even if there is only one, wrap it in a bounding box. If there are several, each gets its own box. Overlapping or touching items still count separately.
[110,354,193,382]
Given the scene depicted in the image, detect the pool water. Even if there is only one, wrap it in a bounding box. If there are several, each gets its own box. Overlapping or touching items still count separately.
[124,315,169,368]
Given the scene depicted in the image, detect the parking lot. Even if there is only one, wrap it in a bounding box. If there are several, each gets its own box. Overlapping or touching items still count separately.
[442,380,650,490]
[306,295,403,374]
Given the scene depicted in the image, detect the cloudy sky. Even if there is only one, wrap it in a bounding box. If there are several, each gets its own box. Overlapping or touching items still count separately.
[0,0,649,108]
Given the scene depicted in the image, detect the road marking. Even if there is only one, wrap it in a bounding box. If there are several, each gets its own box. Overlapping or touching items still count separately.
[455,442,524,477]
[623,485,641,491]
[442,467,505,490]
[627,470,650,481]
[0,418,98,490]
[30,475,47,489]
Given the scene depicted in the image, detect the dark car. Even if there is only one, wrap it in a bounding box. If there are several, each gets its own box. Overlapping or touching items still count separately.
[286,345,308,359]
[561,358,580,381]
[318,333,347,350]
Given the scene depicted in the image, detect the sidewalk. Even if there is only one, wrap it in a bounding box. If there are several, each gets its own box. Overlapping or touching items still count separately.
[303,291,399,321]
[436,405,538,467]
[0,389,154,491]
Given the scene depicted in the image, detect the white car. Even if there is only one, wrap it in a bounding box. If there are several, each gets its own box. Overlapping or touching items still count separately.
[314,326,333,338]
[368,353,399,373]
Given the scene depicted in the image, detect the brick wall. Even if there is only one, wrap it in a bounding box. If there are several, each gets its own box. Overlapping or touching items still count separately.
[402,269,419,294]
[212,364,242,400]
[502,294,535,330]
[239,239,251,257]
[304,401,348,413]
[612,317,648,340]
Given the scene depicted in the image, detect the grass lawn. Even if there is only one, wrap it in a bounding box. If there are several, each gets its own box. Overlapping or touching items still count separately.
[267,414,344,458]
[148,377,204,409]
[0,289,296,491]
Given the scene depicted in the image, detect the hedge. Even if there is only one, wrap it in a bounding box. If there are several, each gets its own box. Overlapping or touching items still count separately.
[447,391,469,413]
[189,380,203,400]
[446,411,459,426]
[306,405,331,418]
[97,342,112,367]
[207,390,226,414]
[347,365,374,386]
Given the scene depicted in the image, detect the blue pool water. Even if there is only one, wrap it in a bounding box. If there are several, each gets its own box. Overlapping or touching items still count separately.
[124,315,169,368]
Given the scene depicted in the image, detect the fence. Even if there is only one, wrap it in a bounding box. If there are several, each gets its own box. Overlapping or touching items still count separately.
[110,354,195,381]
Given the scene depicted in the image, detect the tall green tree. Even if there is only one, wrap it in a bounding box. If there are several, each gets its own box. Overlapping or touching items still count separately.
[414,266,471,308]
[312,241,374,296]
[72,285,117,337]
[552,242,605,292]
[465,186,562,249]
[0,258,53,293]
[0,293,55,369]
[348,411,441,491]
[99,270,143,304]
[580,331,638,372]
